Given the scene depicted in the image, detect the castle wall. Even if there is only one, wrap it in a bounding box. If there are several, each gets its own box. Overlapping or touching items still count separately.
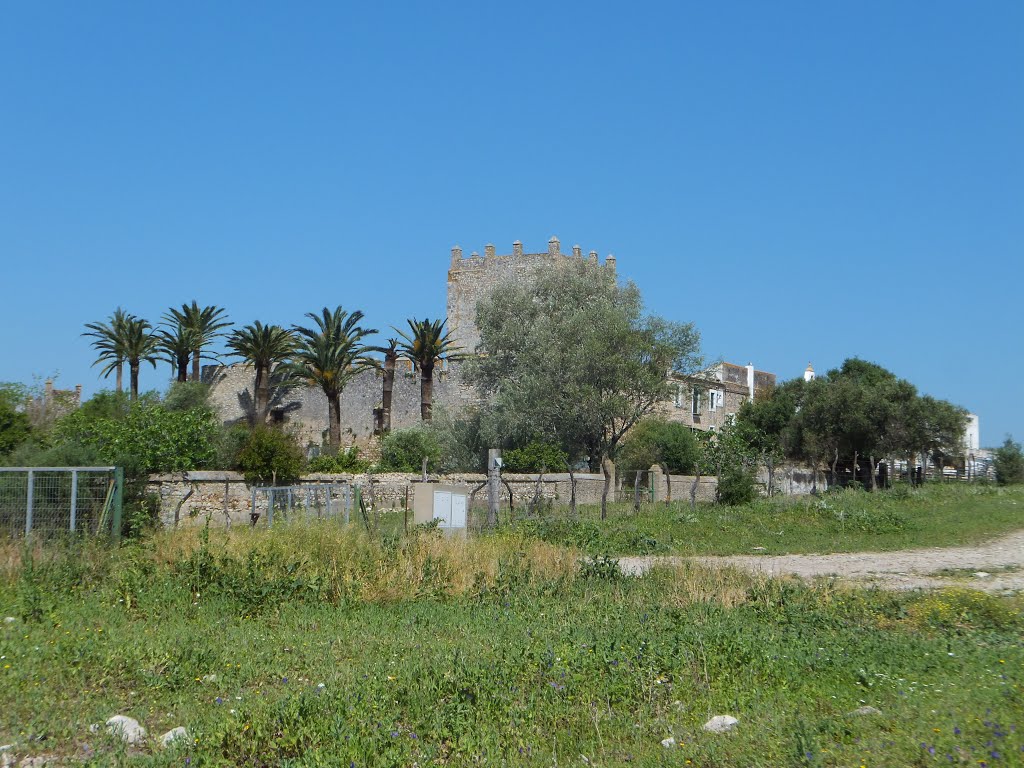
[204,362,471,449]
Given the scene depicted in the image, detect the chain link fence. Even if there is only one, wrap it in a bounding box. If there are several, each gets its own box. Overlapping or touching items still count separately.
[0,467,122,538]
[251,483,353,526]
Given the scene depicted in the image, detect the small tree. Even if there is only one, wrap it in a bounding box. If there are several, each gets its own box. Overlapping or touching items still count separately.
[470,258,702,519]
[994,436,1024,486]
[618,419,698,504]
[378,426,441,473]
[236,427,305,486]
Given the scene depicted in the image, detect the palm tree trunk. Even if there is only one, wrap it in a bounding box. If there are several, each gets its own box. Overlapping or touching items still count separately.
[177,356,188,383]
[382,353,396,432]
[191,349,201,382]
[420,364,434,422]
[328,393,341,450]
[130,361,140,401]
[254,364,268,425]
[116,363,123,393]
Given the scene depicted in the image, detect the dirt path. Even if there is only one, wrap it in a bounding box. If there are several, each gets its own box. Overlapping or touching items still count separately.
[617,529,1024,592]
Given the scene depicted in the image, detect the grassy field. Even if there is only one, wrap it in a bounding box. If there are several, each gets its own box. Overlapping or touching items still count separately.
[513,483,1024,556]
[0,522,1022,766]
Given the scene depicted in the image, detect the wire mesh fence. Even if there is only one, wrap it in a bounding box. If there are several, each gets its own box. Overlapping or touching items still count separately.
[251,483,353,526]
[0,467,121,538]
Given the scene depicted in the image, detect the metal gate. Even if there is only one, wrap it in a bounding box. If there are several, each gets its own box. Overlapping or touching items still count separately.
[251,483,352,526]
[0,467,122,538]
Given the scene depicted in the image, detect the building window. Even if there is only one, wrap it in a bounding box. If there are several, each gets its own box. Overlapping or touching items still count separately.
[674,384,684,408]
[709,390,723,411]
[691,388,702,418]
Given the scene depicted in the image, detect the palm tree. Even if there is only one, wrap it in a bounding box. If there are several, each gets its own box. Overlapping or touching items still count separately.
[226,321,297,425]
[156,324,197,383]
[394,318,461,422]
[287,307,377,450]
[120,316,160,400]
[83,308,134,393]
[163,302,231,381]
[371,338,399,434]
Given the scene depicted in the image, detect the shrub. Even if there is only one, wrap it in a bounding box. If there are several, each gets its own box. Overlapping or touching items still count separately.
[307,446,370,473]
[717,464,758,505]
[378,426,440,473]
[236,427,305,485]
[993,436,1024,486]
[503,441,568,473]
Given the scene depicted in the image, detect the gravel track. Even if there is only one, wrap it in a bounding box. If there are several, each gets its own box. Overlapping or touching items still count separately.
[617,529,1024,592]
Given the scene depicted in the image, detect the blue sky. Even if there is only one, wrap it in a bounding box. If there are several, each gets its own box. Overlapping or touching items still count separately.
[1,2,1021,445]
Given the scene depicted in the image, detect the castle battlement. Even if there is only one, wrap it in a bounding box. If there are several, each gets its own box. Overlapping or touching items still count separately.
[449,237,616,272]
[446,237,617,353]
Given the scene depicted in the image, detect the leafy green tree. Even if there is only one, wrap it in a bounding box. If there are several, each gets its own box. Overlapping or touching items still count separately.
[429,408,487,473]
[469,257,702,518]
[0,383,31,457]
[395,318,461,422]
[164,302,231,381]
[287,307,376,451]
[57,399,218,472]
[82,307,134,393]
[307,447,370,474]
[993,436,1024,486]
[226,321,297,425]
[378,425,441,473]
[236,427,305,485]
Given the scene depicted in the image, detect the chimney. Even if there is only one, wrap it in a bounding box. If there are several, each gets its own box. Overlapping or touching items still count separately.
[548,236,560,256]
[450,245,463,267]
[484,243,496,258]
[45,379,53,403]
[513,240,523,258]
[605,253,616,272]
[804,363,815,382]
[572,244,582,259]
[74,384,82,404]
[588,250,598,263]
[746,363,755,400]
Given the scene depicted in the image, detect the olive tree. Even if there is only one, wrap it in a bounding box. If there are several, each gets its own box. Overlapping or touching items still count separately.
[468,257,702,518]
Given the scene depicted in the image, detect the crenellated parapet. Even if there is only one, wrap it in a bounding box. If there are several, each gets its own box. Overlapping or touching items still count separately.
[447,236,618,353]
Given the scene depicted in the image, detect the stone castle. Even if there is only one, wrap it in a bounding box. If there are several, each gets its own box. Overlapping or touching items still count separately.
[204,237,774,449]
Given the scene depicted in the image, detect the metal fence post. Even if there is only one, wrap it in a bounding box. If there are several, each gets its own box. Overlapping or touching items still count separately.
[25,469,35,536]
[70,470,79,532]
[267,488,275,526]
[111,467,124,541]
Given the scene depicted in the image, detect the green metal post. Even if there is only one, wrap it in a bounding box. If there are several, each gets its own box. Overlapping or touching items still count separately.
[111,467,124,541]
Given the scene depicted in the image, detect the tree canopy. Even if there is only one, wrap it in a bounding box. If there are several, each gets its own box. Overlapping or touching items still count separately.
[468,257,702,516]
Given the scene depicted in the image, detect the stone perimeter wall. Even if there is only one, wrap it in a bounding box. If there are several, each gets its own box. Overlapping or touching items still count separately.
[148,471,615,528]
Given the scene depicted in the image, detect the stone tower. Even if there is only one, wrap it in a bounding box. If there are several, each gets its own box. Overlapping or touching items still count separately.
[446,237,617,353]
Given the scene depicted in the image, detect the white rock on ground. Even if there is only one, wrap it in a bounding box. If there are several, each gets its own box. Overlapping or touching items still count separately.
[850,706,882,716]
[18,757,56,768]
[160,727,189,747]
[106,715,147,745]
[660,737,676,748]
[703,715,739,733]
[3,617,16,624]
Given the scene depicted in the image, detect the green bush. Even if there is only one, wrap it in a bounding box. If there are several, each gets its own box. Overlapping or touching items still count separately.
[503,441,568,473]
[994,436,1024,485]
[236,427,305,485]
[307,446,370,473]
[717,464,758,505]
[378,426,440,473]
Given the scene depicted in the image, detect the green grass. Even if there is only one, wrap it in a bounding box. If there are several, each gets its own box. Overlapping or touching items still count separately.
[0,525,1022,766]
[513,483,1024,556]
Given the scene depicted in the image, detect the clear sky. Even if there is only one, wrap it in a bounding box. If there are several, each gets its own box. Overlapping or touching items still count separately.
[1,2,1021,445]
